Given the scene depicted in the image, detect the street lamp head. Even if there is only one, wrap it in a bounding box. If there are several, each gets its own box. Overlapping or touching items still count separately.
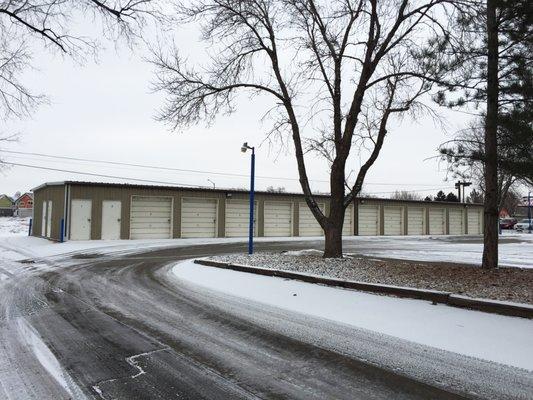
[241,142,249,153]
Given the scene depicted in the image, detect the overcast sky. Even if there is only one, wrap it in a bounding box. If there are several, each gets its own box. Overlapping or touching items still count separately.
[0,16,474,199]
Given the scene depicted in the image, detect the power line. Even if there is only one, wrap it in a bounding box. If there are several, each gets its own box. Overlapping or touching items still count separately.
[368,187,455,195]
[1,149,443,187]
[1,162,208,188]
[2,161,454,196]
[2,149,312,182]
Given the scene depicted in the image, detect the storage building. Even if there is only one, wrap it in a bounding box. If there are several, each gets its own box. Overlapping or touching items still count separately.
[31,181,484,241]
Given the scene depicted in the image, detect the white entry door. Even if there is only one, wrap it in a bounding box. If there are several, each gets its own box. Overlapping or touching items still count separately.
[181,198,217,238]
[41,201,47,237]
[130,196,173,239]
[101,200,121,240]
[70,199,92,240]
[46,201,53,238]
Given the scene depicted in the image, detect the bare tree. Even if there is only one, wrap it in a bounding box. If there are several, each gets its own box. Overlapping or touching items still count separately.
[438,120,529,211]
[390,190,422,201]
[0,0,161,123]
[152,0,459,257]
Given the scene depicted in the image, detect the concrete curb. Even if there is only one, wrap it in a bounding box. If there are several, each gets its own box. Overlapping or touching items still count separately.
[193,259,533,319]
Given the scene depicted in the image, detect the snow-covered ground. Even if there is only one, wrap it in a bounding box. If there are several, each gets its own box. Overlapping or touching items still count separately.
[346,232,533,268]
[0,217,30,237]
[0,217,531,268]
[172,259,533,371]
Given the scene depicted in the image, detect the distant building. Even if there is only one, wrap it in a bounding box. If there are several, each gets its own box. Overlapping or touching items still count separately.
[499,208,510,218]
[0,194,14,217]
[14,193,34,218]
[516,207,531,219]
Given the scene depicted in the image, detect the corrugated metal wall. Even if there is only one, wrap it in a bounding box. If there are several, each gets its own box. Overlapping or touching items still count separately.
[32,185,65,241]
[31,182,484,241]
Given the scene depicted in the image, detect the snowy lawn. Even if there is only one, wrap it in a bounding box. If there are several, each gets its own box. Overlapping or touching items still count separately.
[0,217,30,237]
[1,217,531,267]
[342,231,533,269]
[212,251,533,304]
[172,259,533,372]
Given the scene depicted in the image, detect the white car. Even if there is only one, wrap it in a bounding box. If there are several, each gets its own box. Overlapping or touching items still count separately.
[515,219,533,231]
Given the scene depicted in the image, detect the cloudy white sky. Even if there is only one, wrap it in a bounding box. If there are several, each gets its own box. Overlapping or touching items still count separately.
[0,13,473,199]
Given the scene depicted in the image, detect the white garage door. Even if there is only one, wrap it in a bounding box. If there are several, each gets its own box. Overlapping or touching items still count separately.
[225,200,257,237]
[343,205,353,236]
[264,201,292,237]
[181,198,217,238]
[130,196,172,239]
[299,202,324,236]
[358,204,379,236]
[407,207,425,235]
[429,208,446,235]
[467,209,482,235]
[449,209,464,235]
[384,206,403,235]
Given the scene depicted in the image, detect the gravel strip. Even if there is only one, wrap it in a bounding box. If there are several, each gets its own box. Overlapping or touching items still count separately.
[210,251,533,304]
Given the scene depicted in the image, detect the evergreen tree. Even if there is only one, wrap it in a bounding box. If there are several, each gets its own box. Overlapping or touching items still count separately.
[446,192,460,202]
[435,191,447,201]
[435,0,532,268]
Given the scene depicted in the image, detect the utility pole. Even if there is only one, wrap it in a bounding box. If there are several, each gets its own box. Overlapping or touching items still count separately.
[455,181,472,203]
[524,193,532,233]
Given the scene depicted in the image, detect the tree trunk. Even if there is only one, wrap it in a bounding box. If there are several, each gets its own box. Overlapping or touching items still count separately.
[323,193,345,258]
[324,223,343,258]
[482,0,499,269]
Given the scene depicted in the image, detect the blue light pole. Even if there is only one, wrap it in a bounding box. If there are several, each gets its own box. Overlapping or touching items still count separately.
[241,142,255,254]
[527,192,532,233]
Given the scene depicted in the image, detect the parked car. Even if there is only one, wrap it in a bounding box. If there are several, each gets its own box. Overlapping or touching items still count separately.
[499,218,518,229]
[515,219,533,231]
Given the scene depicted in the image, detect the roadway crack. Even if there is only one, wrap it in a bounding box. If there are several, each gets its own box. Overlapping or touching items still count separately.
[126,347,170,378]
[91,347,170,399]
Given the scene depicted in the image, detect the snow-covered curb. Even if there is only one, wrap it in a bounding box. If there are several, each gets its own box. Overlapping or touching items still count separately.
[194,259,533,319]
[171,259,533,371]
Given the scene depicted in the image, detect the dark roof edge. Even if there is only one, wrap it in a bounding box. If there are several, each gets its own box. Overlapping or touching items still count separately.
[31,180,483,206]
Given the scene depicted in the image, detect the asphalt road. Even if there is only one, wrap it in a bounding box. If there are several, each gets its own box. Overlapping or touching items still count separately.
[0,240,531,399]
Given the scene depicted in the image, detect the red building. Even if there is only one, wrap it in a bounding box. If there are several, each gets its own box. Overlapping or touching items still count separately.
[14,193,33,217]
